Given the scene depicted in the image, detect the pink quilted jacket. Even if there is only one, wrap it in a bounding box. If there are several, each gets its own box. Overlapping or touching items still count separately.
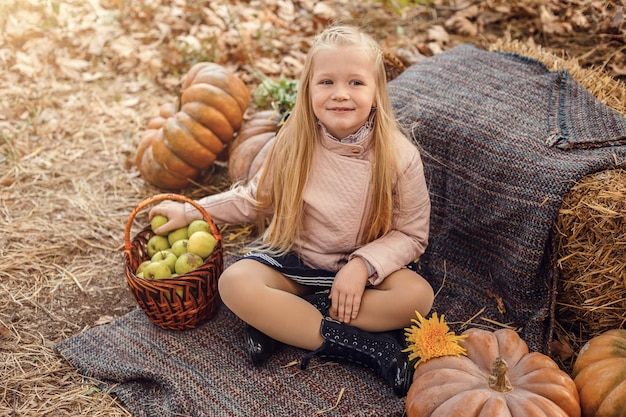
[186,130,430,284]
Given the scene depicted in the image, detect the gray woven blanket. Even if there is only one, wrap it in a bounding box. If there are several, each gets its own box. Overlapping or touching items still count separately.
[390,44,626,353]
[55,45,626,417]
[56,303,404,417]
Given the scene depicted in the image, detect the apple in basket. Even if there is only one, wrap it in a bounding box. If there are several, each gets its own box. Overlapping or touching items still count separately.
[168,226,189,246]
[187,231,217,259]
[147,235,170,258]
[136,260,152,275]
[151,250,177,273]
[170,239,189,257]
[150,214,169,236]
[143,260,172,279]
[175,253,204,275]
[188,219,210,236]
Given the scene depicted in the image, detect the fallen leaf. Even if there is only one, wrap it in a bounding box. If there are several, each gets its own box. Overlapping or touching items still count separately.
[427,25,450,45]
[121,97,140,107]
[176,35,202,51]
[312,2,337,21]
[201,7,226,31]
[569,9,590,30]
[276,0,296,22]
[540,5,573,35]
[0,325,13,340]
[445,16,479,37]
[550,334,574,362]
[456,4,480,19]
[12,51,43,78]
[254,57,281,75]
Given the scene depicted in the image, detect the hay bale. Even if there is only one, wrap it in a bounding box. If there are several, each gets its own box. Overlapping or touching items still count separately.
[555,169,626,338]
[491,38,626,354]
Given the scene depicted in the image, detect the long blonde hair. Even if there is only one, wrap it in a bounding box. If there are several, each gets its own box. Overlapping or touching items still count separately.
[254,24,403,253]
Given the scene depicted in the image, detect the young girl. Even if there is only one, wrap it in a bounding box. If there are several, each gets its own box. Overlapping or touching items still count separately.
[149,24,433,397]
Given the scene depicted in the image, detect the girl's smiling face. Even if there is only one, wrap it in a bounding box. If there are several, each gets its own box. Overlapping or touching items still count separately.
[310,46,377,139]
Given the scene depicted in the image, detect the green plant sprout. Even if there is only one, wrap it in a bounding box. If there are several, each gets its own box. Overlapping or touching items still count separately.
[253,77,299,123]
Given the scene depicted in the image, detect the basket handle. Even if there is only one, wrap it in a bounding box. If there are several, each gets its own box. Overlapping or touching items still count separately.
[123,193,221,253]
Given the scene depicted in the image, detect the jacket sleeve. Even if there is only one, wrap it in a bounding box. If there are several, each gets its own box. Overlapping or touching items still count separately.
[350,146,431,284]
[183,175,270,225]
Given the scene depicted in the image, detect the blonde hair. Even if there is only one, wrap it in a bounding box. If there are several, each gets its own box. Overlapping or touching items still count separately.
[253,24,403,253]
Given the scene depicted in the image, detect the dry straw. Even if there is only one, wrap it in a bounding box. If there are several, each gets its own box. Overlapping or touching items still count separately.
[555,169,626,339]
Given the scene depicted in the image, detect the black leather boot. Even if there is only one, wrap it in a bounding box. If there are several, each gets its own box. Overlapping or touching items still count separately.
[244,324,282,366]
[300,317,414,397]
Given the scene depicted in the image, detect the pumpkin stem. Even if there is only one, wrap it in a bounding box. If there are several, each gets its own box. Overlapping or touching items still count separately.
[175,94,182,113]
[488,357,513,392]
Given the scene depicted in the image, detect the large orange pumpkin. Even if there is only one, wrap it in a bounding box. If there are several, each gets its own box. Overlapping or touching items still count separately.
[136,63,250,189]
[227,110,281,183]
[406,327,581,417]
[572,329,626,417]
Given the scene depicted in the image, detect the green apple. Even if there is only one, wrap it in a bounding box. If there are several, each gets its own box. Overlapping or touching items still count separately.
[151,250,177,272]
[151,215,169,236]
[143,260,172,280]
[175,252,204,275]
[167,226,189,246]
[136,272,144,278]
[136,260,152,275]
[147,235,170,258]
[187,231,217,259]
[188,219,210,237]
[170,239,189,257]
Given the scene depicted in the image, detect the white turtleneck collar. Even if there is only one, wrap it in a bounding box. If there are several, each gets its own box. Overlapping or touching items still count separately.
[318,110,376,144]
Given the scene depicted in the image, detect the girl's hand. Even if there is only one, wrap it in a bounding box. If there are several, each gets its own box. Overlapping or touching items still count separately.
[148,200,189,235]
[330,257,369,324]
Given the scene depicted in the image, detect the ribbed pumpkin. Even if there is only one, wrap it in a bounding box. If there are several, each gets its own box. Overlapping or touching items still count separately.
[406,327,581,417]
[227,109,281,183]
[572,329,626,417]
[136,62,250,189]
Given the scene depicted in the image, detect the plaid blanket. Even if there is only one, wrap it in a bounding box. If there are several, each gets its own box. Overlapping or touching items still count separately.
[390,44,626,353]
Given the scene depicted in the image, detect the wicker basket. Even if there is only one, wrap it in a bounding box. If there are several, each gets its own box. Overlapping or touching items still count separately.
[123,193,223,330]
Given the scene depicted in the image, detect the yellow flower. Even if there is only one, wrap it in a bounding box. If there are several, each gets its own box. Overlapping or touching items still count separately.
[403,311,468,368]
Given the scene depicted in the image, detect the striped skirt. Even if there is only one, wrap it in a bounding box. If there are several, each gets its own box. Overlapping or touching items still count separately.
[242,251,335,287]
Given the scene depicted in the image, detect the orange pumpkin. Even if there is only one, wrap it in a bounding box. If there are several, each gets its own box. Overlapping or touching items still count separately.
[406,327,581,417]
[572,329,626,417]
[136,63,250,189]
[227,110,281,183]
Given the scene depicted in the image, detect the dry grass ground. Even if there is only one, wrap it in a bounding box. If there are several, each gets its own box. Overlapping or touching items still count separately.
[1,0,624,415]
